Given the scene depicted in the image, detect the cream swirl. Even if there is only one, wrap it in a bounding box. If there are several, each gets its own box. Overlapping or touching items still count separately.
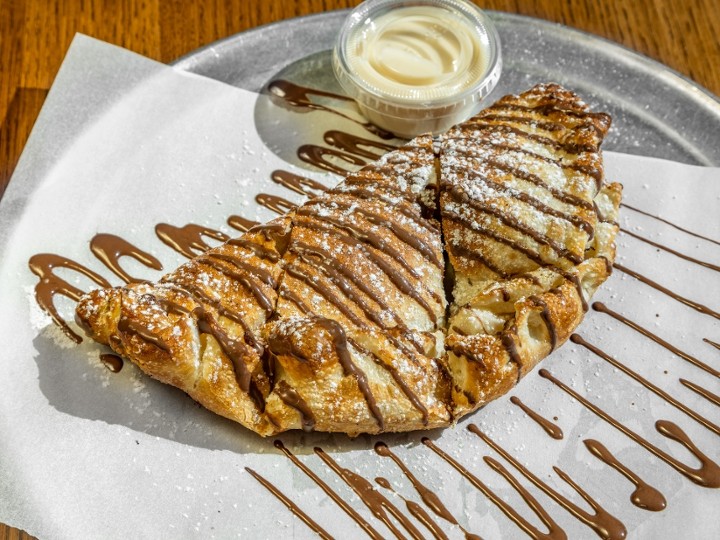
[347,6,488,101]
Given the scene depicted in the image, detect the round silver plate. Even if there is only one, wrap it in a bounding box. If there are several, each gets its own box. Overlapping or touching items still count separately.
[175,10,720,166]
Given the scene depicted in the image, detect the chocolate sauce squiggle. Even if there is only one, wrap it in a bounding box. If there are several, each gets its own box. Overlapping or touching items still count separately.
[316,318,384,430]
[613,263,720,320]
[451,137,602,186]
[267,80,395,139]
[206,252,276,287]
[679,378,720,407]
[621,203,720,247]
[302,198,443,269]
[245,467,333,540]
[338,177,441,235]
[297,212,423,281]
[294,240,435,338]
[374,442,457,524]
[324,130,396,159]
[445,186,584,265]
[443,212,550,273]
[571,333,720,435]
[443,163,594,237]
[194,257,272,316]
[99,353,123,373]
[274,381,315,432]
[583,439,666,512]
[273,441,385,539]
[509,396,564,439]
[255,193,297,215]
[350,340,428,424]
[374,443,481,539]
[226,236,281,263]
[315,447,425,540]
[592,302,720,378]
[162,281,263,355]
[375,477,449,540]
[270,170,328,198]
[529,294,558,350]
[29,254,112,343]
[450,147,594,210]
[117,300,170,352]
[703,337,720,351]
[290,249,426,360]
[539,368,720,488]
[299,217,442,315]
[155,223,229,259]
[226,215,259,232]
[89,233,163,283]
[193,306,254,394]
[459,121,600,160]
[422,438,567,540]
[298,144,367,175]
[469,425,626,540]
[620,228,720,272]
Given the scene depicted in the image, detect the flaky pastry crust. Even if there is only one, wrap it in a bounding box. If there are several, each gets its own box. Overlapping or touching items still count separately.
[76,84,621,436]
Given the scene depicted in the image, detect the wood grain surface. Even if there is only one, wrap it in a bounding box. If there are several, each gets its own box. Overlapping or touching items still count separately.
[1,0,719,538]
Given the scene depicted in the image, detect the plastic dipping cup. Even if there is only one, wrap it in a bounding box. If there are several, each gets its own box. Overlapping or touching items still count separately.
[333,0,502,138]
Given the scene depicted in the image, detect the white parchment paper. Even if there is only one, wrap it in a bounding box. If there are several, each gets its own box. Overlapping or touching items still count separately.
[0,34,718,540]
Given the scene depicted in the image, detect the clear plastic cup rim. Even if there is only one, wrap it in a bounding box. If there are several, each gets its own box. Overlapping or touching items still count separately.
[333,0,502,115]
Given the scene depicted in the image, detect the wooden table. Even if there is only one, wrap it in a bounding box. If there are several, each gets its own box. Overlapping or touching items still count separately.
[1,0,718,538]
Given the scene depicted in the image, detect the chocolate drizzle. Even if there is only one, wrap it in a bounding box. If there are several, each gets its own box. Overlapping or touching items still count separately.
[571,333,720,435]
[679,378,720,407]
[193,306,253,394]
[445,186,585,265]
[324,130,396,159]
[583,439,666,512]
[445,165,595,237]
[509,396,564,439]
[422,437,567,540]
[621,203,720,247]
[196,254,275,315]
[270,169,327,198]
[620,228,720,272]
[274,380,315,432]
[255,193,297,215]
[374,477,450,540]
[99,353,123,373]
[529,295,558,350]
[315,447,426,540]
[374,442,459,525]
[29,253,112,343]
[245,467,333,540]
[470,425,627,540]
[90,233,163,283]
[300,219,441,317]
[613,263,720,320]
[592,302,720,378]
[117,314,170,352]
[301,198,443,269]
[350,339,429,424]
[155,223,229,258]
[274,441,385,540]
[539,368,720,488]
[266,79,395,139]
[227,215,259,232]
[226,237,281,263]
[314,318,384,430]
[298,144,367,175]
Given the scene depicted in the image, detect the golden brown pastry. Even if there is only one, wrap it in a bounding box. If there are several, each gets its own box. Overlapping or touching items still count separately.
[75,83,621,436]
[440,83,621,416]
